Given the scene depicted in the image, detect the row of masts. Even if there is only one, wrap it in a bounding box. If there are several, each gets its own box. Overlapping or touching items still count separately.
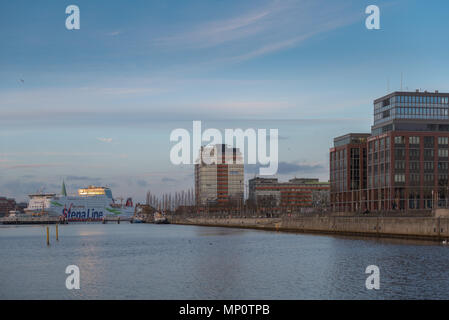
[146,189,195,211]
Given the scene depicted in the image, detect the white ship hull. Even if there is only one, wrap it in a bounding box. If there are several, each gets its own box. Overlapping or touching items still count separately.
[54,196,134,221]
[25,186,134,222]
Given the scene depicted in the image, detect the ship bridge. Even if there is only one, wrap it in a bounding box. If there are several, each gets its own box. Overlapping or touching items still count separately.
[78,186,113,198]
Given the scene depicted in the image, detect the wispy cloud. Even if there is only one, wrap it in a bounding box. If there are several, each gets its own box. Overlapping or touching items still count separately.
[154,0,361,63]
[161,177,178,183]
[277,161,324,175]
[1,163,64,170]
[0,152,121,157]
[97,137,113,143]
[137,179,148,187]
[65,175,101,181]
[193,100,293,113]
[1,180,60,199]
[246,161,325,175]
[0,86,166,110]
[155,7,275,48]
[97,87,166,95]
[106,31,121,37]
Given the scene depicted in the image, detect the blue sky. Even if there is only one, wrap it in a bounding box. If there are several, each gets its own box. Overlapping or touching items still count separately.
[1,0,449,202]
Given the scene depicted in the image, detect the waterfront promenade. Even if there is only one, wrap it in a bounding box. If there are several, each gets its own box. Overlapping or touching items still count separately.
[3,210,449,242]
[168,210,449,242]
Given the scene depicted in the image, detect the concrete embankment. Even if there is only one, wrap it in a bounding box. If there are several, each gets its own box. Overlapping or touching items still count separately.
[169,215,449,241]
[0,216,128,224]
[0,216,62,225]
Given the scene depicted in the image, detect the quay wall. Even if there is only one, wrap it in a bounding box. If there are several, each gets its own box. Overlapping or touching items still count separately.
[0,216,62,225]
[168,215,449,241]
[0,216,128,224]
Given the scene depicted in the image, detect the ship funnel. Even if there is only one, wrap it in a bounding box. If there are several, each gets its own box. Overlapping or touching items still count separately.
[61,180,67,196]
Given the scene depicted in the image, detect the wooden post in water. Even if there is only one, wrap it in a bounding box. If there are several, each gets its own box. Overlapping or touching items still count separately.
[56,224,59,241]
[46,226,50,246]
[118,217,120,224]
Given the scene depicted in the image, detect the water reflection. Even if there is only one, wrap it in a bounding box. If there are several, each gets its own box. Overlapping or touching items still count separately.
[193,227,250,237]
[0,224,448,299]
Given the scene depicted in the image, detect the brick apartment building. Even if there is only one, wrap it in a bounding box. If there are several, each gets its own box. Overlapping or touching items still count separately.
[329,133,369,212]
[330,90,449,212]
[248,177,330,209]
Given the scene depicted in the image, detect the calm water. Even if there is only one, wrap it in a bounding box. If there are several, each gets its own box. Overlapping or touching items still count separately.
[0,223,448,299]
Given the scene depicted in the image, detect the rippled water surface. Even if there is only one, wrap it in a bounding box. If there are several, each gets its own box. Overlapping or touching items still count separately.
[0,223,448,299]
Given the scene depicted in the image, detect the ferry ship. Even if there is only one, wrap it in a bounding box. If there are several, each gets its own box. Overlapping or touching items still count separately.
[25,182,135,221]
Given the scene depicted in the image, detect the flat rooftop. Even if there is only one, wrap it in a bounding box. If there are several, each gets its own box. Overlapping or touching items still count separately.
[374,90,449,104]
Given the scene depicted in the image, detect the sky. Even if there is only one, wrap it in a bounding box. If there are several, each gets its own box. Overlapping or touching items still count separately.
[1,0,449,202]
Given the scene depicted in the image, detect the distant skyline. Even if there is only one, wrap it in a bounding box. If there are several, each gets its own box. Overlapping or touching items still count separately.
[2,0,449,202]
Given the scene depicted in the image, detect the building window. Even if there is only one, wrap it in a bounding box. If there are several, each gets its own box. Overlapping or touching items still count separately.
[438,149,449,157]
[424,162,434,170]
[438,137,449,145]
[409,149,420,159]
[424,149,434,158]
[438,174,448,186]
[409,136,420,145]
[394,136,405,144]
[438,162,448,170]
[410,173,420,182]
[410,162,420,171]
[424,136,434,147]
[394,174,405,183]
[395,149,405,158]
[395,161,405,170]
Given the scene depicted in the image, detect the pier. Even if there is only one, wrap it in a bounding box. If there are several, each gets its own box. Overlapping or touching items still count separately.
[101,217,132,223]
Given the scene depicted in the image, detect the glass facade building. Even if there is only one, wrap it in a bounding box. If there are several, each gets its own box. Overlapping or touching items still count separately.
[372,91,449,136]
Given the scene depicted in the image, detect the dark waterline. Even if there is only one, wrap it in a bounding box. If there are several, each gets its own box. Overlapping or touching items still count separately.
[0,223,448,300]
